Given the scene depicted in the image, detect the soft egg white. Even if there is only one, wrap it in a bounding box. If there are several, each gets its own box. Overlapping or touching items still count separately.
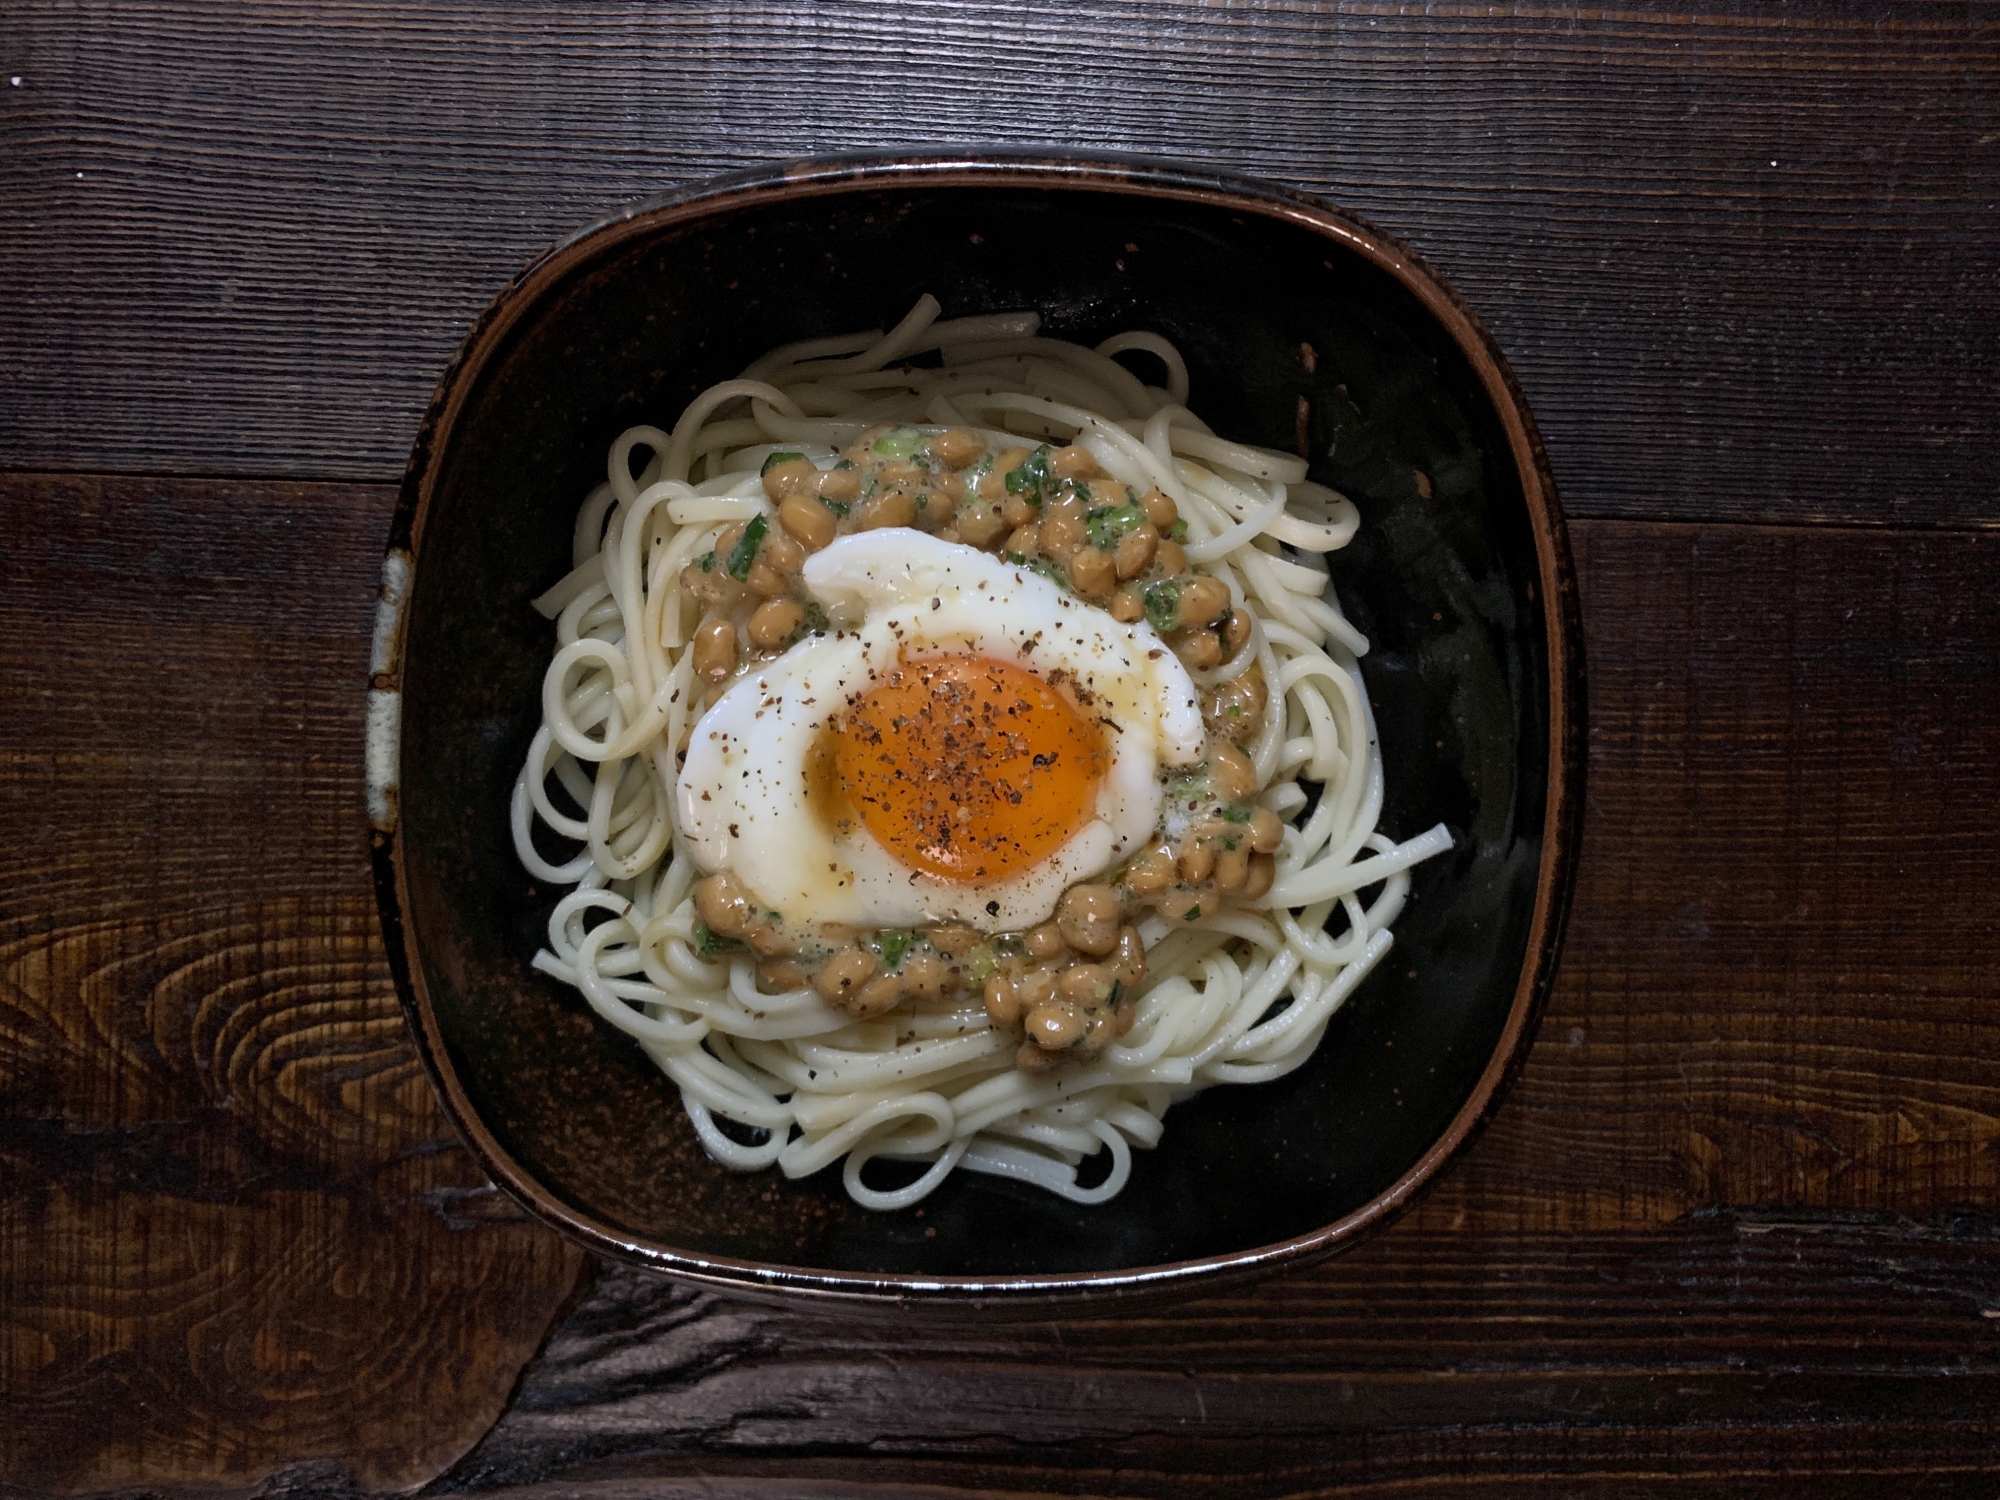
[675,530,1205,932]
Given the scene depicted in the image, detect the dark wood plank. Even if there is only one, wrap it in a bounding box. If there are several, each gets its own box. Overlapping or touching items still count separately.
[1,2,1994,524]
[1486,519,2000,1226]
[421,514,2000,1496]
[437,1470,2000,1500]
[13,474,1993,1493]
[0,473,588,1496]
[433,1218,2000,1499]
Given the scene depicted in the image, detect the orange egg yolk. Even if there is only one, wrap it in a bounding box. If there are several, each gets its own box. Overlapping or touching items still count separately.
[833,656,1107,885]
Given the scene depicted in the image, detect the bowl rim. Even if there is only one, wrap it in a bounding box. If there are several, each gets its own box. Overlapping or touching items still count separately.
[369,148,1586,1310]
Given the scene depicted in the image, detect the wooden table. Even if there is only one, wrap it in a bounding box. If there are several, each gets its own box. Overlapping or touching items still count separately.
[3,3,1995,1495]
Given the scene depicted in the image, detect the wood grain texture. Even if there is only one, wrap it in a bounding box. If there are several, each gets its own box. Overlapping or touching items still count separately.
[0,473,588,1496]
[1487,520,2000,1227]
[9,473,1996,1494]
[1,0,1995,524]
[435,1216,2000,1499]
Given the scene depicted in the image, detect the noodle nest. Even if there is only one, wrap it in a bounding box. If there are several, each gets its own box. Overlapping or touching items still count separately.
[513,296,1450,1209]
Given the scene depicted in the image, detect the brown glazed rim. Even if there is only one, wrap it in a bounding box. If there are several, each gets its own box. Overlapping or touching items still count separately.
[371,149,1586,1310]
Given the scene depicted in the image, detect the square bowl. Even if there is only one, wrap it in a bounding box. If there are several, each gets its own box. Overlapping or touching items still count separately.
[371,151,1584,1309]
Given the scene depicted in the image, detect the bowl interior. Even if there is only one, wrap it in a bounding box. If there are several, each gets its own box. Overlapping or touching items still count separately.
[394,176,1554,1283]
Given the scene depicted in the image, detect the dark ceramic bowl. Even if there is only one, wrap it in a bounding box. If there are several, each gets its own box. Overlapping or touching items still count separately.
[370,151,1583,1311]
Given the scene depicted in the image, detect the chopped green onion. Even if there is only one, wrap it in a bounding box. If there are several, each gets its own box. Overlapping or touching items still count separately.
[760,450,806,475]
[1084,504,1149,552]
[697,551,716,573]
[871,426,927,458]
[694,924,737,957]
[876,929,912,970]
[821,497,851,518]
[1168,519,1189,543]
[726,514,768,580]
[1142,578,1181,632]
[1218,805,1254,823]
[1003,442,1055,499]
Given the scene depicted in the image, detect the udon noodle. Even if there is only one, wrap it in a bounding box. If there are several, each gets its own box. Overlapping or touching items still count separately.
[512,296,1451,1209]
